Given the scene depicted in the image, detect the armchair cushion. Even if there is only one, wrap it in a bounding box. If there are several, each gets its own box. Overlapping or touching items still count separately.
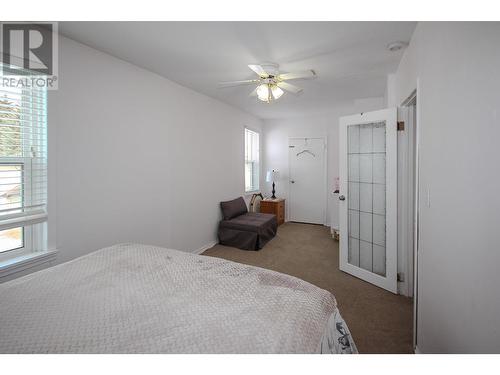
[220,197,248,220]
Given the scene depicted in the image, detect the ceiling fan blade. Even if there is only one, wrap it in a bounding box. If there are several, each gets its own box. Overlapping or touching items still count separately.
[248,64,269,78]
[277,81,303,95]
[218,79,260,88]
[249,87,258,97]
[278,70,316,81]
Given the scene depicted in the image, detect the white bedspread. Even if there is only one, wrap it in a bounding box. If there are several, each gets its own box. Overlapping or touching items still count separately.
[0,243,357,353]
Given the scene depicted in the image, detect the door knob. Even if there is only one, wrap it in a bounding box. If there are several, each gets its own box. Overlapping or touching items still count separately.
[290,180,295,183]
[339,195,346,201]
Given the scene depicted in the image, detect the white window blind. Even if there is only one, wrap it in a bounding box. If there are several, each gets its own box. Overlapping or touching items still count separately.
[245,128,259,192]
[0,67,47,241]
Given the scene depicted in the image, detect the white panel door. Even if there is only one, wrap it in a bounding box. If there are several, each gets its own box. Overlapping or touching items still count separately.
[339,108,397,293]
[289,138,325,224]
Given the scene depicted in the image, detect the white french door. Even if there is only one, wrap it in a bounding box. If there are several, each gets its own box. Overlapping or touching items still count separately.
[339,108,398,293]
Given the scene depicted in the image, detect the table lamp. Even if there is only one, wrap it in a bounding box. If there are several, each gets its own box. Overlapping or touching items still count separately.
[266,169,279,199]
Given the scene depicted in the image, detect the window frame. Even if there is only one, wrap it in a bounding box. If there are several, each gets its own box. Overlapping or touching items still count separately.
[0,69,47,263]
[244,127,260,193]
[0,158,35,261]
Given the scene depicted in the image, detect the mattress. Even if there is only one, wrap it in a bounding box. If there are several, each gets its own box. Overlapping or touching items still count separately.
[0,243,357,354]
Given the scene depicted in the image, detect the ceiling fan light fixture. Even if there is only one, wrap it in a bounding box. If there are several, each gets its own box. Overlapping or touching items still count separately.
[219,63,315,103]
[271,85,284,100]
[256,83,271,102]
[256,83,284,103]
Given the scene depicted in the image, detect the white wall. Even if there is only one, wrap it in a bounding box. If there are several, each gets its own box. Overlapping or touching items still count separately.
[262,97,384,228]
[388,22,500,353]
[49,36,263,264]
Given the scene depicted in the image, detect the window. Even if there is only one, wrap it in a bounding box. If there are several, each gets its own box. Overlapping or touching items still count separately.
[245,128,260,192]
[0,66,47,259]
[0,164,24,252]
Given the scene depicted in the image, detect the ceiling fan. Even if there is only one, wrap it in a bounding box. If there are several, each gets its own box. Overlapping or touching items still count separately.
[218,63,316,103]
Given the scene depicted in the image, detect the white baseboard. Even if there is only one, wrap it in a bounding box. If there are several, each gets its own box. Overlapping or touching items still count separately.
[193,241,218,255]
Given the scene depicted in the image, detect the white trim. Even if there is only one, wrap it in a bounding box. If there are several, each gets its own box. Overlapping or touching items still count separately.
[192,240,217,255]
[0,211,47,231]
[339,108,398,294]
[412,81,421,352]
[397,104,417,298]
[398,85,421,351]
[0,249,57,280]
[243,124,261,136]
[244,127,261,193]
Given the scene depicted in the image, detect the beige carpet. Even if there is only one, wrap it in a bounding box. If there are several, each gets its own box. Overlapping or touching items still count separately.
[203,222,413,354]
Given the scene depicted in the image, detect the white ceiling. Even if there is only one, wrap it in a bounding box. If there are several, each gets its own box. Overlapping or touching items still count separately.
[59,22,416,119]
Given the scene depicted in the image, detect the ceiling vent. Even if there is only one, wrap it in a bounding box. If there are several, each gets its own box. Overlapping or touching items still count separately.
[387,41,408,52]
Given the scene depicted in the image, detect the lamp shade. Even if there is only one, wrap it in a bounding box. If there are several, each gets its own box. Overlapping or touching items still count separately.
[266,170,279,182]
[256,84,270,102]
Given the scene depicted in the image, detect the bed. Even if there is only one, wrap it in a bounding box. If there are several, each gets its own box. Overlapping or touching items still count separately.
[0,243,357,354]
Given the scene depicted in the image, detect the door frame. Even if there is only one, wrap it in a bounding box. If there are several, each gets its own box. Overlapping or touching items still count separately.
[398,91,418,299]
[288,137,327,225]
[400,86,420,353]
[339,108,398,294]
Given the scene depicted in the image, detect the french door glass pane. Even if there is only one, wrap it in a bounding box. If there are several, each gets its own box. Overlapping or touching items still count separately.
[347,122,386,276]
